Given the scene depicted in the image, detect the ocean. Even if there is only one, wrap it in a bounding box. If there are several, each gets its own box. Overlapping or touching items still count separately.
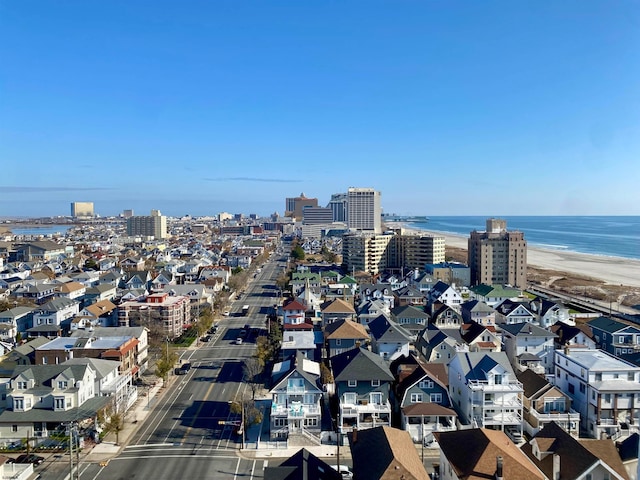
[8,225,72,236]
[405,216,640,261]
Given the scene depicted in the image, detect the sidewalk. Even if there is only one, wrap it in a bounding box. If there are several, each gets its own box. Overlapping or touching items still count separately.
[86,377,169,461]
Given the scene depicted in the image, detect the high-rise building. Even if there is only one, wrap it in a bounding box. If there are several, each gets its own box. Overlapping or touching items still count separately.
[468,218,527,288]
[126,210,168,239]
[285,193,318,221]
[347,187,381,233]
[302,206,334,225]
[341,231,445,275]
[327,193,348,222]
[122,209,134,219]
[70,202,94,218]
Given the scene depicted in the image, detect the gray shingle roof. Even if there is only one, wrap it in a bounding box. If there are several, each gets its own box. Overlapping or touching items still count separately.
[331,347,394,382]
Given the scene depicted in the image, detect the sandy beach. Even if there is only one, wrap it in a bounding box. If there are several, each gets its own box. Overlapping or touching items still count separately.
[398,225,640,288]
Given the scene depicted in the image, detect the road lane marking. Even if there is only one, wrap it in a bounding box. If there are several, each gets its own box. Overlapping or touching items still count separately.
[179,380,216,443]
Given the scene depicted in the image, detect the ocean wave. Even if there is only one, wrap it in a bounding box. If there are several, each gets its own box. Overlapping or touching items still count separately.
[533,243,570,250]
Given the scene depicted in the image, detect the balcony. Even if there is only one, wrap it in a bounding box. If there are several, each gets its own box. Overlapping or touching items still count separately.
[468,379,523,392]
[483,411,522,426]
[286,385,306,394]
[271,404,320,418]
[530,408,579,424]
[340,401,391,417]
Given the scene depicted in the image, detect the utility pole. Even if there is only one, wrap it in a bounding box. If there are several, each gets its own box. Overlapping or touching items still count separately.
[421,414,425,463]
[68,423,73,480]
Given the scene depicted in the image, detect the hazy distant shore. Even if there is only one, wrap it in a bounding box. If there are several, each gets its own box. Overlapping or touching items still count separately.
[397,224,640,288]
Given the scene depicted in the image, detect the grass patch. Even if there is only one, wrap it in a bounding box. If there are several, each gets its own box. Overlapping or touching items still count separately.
[173,327,198,347]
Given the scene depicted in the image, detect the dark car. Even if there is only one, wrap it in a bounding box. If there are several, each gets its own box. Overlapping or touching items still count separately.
[201,335,211,342]
[16,454,45,465]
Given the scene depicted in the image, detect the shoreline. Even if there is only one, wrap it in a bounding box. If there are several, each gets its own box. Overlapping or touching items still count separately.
[396,224,640,288]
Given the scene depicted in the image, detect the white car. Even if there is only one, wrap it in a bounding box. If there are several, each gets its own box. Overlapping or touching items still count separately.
[331,465,353,479]
[235,338,243,345]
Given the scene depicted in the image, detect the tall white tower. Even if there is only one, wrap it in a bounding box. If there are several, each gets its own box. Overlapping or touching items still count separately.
[347,187,382,234]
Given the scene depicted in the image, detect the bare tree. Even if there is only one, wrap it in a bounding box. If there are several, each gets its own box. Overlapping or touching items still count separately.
[243,356,264,400]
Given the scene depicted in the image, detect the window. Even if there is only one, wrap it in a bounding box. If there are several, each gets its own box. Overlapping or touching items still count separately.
[55,398,65,409]
[579,383,586,394]
[16,381,27,389]
[14,399,24,410]
[274,418,287,427]
[11,425,18,433]
[370,392,383,405]
[344,393,357,405]
[371,379,380,387]
[419,380,434,389]
[57,381,68,389]
[348,380,357,387]
[494,374,503,385]
[410,393,423,403]
[430,393,442,403]
[568,384,575,394]
[335,339,341,346]
[304,418,318,427]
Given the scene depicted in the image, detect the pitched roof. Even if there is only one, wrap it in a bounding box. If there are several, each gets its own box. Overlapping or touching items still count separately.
[349,426,430,480]
[501,322,556,338]
[436,428,545,480]
[588,316,638,334]
[264,448,341,480]
[368,315,412,343]
[324,319,369,340]
[331,347,394,383]
[402,403,457,417]
[516,369,551,398]
[579,439,629,480]
[321,298,355,314]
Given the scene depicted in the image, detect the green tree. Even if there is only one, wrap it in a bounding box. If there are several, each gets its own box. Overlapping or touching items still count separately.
[291,245,305,260]
[84,258,99,271]
[155,347,178,382]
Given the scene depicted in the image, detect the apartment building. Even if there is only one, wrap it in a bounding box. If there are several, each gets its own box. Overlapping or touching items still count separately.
[468,218,527,288]
[118,292,190,339]
[554,348,640,439]
[126,209,167,239]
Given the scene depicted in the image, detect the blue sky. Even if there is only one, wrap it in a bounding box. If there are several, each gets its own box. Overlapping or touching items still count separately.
[1,1,639,217]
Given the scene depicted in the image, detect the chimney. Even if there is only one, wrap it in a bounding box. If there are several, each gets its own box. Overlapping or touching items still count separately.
[564,345,570,356]
[552,454,560,480]
[352,428,358,443]
[495,456,504,480]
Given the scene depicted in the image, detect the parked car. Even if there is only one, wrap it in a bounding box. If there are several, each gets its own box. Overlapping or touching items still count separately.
[235,338,243,345]
[201,335,211,342]
[16,454,45,465]
[331,464,353,479]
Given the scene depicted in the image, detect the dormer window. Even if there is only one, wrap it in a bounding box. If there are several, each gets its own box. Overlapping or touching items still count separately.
[58,381,68,389]
[16,381,27,390]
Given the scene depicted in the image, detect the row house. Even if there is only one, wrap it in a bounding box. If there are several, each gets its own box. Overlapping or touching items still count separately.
[460,299,496,327]
[554,348,640,440]
[426,281,462,313]
[589,316,640,357]
[269,353,322,441]
[324,319,369,358]
[415,324,468,365]
[393,358,456,444]
[448,351,523,439]
[516,368,579,438]
[502,322,556,375]
[32,297,80,328]
[332,347,394,437]
[390,304,429,339]
[320,298,355,327]
[495,298,537,325]
[13,283,56,304]
[367,314,412,362]
[468,284,522,307]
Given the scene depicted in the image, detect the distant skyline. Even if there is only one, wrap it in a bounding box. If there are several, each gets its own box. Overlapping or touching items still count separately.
[1,1,639,218]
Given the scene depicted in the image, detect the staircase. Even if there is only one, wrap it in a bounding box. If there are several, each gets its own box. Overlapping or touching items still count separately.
[288,427,322,446]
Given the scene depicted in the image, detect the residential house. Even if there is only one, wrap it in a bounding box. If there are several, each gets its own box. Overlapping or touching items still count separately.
[391,304,429,339]
[522,421,629,480]
[119,256,145,271]
[394,360,456,443]
[71,299,118,330]
[13,283,56,305]
[516,368,579,438]
[588,317,640,357]
[0,363,111,442]
[502,323,556,374]
[32,297,80,330]
[468,284,522,307]
[332,347,394,436]
[495,299,537,325]
[430,303,463,329]
[617,433,639,480]
[435,428,546,480]
[550,322,597,350]
[460,321,501,353]
[425,262,471,287]
[269,353,323,441]
[367,315,412,362]
[121,270,152,290]
[0,307,34,334]
[392,285,425,307]
[161,284,213,306]
[348,426,430,480]
[14,241,67,262]
[320,298,355,328]
[323,319,369,358]
[426,281,462,313]
[197,265,231,285]
[530,296,574,328]
[448,351,523,437]
[283,299,308,327]
[410,272,435,294]
[150,270,176,291]
[358,283,395,310]
[290,273,322,298]
[84,283,117,304]
[0,337,50,377]
[355,298,390,326]
[55,281,86,300]
[554,348,640,440]
[460,300,496,327]
[415,324,467,365]
[281,331,318,361]
[263,448,341,480]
